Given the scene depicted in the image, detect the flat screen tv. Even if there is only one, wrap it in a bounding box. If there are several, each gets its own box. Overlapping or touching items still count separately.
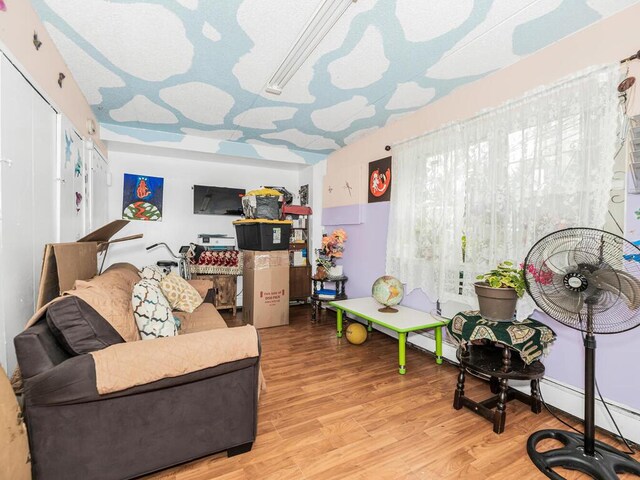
[193,185,245,216]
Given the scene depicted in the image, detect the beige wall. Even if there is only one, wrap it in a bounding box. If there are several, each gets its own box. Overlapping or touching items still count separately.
[0,0,105,155]
[324,3,640,208]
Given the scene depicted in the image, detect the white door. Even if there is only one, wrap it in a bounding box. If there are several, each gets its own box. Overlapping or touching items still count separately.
[57,116,85,241]
[0,57,34,374]
[0,56,57,373]
[32,85,57,296]
[89,145,109,231]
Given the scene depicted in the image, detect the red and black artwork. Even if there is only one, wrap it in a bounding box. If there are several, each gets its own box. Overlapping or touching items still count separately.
[368,156,392,203]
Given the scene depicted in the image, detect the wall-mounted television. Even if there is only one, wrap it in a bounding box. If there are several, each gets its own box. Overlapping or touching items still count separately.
[193,185,245,216]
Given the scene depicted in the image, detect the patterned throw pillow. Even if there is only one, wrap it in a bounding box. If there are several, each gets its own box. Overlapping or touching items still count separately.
[132,279,177,340]
[159,272,204,313]
[139,265,166,283]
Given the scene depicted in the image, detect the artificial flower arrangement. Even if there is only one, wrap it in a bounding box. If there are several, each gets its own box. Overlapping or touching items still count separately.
[315,229,347,276]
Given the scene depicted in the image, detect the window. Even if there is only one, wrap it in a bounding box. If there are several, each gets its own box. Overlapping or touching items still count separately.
[386,65,621,319]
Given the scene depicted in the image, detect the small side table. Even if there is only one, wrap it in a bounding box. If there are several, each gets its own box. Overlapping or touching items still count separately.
[447,311,556,434]
[454,344,545,434]
[311,276,347,322]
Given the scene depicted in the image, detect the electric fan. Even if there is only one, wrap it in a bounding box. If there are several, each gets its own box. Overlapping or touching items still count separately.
[524,228,640,480]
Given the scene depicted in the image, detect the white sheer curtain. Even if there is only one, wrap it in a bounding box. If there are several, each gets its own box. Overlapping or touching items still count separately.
[386,65,621,318]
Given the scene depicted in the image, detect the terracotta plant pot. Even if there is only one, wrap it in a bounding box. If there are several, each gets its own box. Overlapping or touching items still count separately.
[474,282,518,321]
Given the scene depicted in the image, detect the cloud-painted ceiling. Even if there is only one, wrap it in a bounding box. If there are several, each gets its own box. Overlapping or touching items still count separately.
[33,0,638,160]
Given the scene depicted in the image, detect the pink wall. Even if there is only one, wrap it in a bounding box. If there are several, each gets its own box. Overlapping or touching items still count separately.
[0,0,105,155]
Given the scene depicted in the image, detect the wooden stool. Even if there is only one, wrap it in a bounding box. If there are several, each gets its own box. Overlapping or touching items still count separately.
[453,343,545,434]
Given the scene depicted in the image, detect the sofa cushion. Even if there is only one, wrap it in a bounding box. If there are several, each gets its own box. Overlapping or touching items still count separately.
[175,303,227,334]
[132,279,177,339]
[71,269,141,342]
[46,296,125,356]
[159,273,203,313]
[140,265,166,283]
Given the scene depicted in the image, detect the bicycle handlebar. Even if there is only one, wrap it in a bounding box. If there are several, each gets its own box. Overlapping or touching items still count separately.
[146,242,180,259]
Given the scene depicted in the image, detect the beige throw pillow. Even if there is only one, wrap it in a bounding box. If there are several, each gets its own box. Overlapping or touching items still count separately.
[160,272,204,313]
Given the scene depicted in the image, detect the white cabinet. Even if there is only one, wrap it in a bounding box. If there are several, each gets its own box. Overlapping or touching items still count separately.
[0,55,57,373]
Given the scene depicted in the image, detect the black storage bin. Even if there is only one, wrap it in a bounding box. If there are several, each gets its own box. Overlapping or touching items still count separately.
[234,221,292,251]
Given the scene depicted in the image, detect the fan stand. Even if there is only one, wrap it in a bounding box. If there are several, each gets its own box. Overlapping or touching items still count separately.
[527,307,640,479]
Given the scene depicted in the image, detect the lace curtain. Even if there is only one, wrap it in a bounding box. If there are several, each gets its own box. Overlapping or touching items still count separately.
[386,64,621,319]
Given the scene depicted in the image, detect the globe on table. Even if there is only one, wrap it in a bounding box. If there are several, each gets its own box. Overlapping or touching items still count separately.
[372,275,404,313]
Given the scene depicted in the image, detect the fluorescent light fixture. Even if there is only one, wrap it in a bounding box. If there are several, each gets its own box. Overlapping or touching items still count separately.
[265,0,356,95]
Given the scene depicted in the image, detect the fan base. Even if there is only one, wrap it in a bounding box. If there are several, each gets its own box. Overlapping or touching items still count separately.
[528,429,640,480]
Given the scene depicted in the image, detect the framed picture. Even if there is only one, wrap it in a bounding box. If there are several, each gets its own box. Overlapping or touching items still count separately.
[368,156,392,203]
[122,173,164,221]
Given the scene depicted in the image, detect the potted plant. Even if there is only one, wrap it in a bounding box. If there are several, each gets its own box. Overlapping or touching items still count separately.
[475,261,525,321]
[315,229,347,279]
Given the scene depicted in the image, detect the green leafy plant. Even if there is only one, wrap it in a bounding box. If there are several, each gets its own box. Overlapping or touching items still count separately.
[476,261,526,298]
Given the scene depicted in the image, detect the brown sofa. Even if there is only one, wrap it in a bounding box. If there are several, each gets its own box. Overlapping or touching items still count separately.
[14,263,260,480]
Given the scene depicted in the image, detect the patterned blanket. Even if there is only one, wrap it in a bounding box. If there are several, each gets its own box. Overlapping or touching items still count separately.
[447,311,556,365]
[188,248,243,275]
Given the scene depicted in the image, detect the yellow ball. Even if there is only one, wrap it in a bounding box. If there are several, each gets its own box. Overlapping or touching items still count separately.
[346,323,368,345]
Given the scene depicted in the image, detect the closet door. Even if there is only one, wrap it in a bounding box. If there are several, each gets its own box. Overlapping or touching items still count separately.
[89,146,109,231]
[0,56,56,373]
[57,116,85,241]
[32,85,57,296]
[0,57,34,373]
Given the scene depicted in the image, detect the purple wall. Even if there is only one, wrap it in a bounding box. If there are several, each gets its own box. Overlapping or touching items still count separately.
[323,202,436,310]
[323,201,640,410]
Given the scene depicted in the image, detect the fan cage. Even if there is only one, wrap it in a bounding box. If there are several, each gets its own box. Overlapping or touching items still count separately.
[524,227,640,334]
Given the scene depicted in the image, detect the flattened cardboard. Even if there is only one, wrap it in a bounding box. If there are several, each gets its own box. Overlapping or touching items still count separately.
[79,219,129,252]
[36,243,98,309]
[36,220,137,309]
[36,244,59,310]
[0,367,30,480]
[53,243,98,292]
[242,250,289,329]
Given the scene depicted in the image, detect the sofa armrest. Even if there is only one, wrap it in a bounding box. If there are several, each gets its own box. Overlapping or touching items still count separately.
[24,333,261,407]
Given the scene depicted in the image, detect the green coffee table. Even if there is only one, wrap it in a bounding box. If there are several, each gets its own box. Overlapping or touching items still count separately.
[329,297,448,374]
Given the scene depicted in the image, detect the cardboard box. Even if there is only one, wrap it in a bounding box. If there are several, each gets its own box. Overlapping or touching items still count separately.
[242,250,289,328]
[37,220,142,308]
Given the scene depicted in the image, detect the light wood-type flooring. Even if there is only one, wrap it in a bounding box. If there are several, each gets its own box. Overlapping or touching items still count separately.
[146,305,639,480]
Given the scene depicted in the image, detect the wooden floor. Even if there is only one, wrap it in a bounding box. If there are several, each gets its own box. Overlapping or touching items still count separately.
[147,305,639,480]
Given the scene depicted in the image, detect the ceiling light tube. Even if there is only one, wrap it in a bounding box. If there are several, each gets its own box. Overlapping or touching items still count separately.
[265,0,356,95]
